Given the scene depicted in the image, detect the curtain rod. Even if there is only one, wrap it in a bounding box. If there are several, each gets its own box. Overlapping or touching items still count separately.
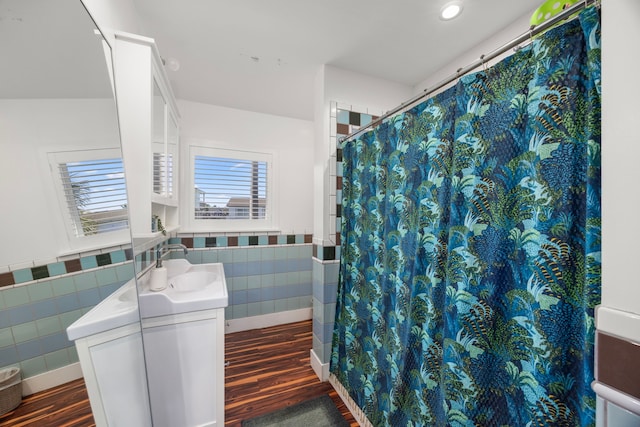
[340,0,597,143]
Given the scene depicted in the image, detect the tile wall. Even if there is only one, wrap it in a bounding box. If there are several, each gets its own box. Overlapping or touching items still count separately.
[312,103,382,369]
[0,247,134,379]
[157,234,314,320]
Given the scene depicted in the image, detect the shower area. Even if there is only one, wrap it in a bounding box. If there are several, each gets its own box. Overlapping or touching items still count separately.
[329,5,602,426]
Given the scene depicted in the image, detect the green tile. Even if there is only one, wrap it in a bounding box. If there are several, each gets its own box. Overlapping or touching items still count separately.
[224,306,232,320]
[28,281,54,301]
[286,297,300,311]
[274,299,288,313]
[286,272,299,285]
[275,247,288,260]
[13,268,33,284]
[247,276,261,290]
[96,253,112,267]
[247,302,261,317]
[31,266,50,280]
[261,274,275,288]
[233,277,248,291]
[247,248,262,262]
[94,268,118,286]
[12,322,38,343]
[74,272,97,291]
[232,304,248,319]
[232,248,248,263]
[185,251,202,264]
[47,260,68,276]
[3,287,29,307]
[110,250,127,264]
[274,273,287,286]
[300,271,312,283]
[59,310,83,330]
[51,276,76,296]
[217,249,233,264]
[36,316,62,336]
[0,328,14,347]
[80,256,98,270]
[67,346,79,364]
[261,248,275,261]
[193,237,206,248]
[300,296,312,308]
[312,298,322,322]
[44,349,70,370]
[201,250,219,264]
[20,356,47,378]
[260,301,275,315]
[115,263,135,281]
[324,303,337,320]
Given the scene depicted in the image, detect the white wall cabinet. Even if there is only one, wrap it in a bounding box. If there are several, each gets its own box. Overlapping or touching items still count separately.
[113,32,180,238]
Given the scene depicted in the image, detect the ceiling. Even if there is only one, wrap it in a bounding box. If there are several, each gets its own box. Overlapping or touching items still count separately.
[132,0,542,120]
[0,0,112,99]
[1,0,543,119]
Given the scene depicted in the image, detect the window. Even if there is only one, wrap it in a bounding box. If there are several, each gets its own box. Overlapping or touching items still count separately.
[49,149,130,248]
[188,146,274,231]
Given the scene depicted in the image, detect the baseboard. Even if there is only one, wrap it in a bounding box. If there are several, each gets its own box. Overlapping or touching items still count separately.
[310,348,329,382]
[19,310,312,396]
[329,373,373,427]
[224,308,312,334]
[21,362,83,396]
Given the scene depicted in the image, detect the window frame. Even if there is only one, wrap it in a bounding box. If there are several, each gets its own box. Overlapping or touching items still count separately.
[48,148,131,252]
[185,144,278,233]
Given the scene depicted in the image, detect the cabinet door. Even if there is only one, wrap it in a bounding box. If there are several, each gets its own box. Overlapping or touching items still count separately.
[152,79,168,198]
[142,315,224,427]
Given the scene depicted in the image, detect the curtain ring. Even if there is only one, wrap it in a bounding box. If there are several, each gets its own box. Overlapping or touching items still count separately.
[480,54,487,72]
[529,25,535,43]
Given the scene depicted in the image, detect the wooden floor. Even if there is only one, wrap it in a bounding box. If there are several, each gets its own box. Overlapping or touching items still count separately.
[0,320,358,427]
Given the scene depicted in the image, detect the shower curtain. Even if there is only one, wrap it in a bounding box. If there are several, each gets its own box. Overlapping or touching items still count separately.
[331,7,600,427]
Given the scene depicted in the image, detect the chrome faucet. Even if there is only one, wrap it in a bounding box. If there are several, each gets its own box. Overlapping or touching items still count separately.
[155,244,189,268]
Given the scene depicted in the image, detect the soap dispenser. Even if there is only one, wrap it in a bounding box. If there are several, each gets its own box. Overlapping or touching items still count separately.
[150,250,168,291]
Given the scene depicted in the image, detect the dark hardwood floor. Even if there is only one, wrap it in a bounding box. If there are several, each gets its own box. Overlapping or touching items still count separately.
[0,320,358,427]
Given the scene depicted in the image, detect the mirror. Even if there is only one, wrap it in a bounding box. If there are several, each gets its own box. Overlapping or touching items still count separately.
[0,0,141,404]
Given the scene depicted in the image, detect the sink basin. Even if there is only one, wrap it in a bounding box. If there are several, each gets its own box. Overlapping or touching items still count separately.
[67,278,140,341]
[138,259,228,318]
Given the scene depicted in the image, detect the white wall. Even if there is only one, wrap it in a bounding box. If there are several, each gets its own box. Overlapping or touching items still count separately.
[0,99,122,268]
[81,0,141,47]
[598,0,640,341]
[176,100,315,234]
[413,10,534,95]
[313,65,413,244]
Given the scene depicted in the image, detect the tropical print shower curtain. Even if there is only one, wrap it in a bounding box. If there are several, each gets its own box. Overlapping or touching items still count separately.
[331,7,600,427]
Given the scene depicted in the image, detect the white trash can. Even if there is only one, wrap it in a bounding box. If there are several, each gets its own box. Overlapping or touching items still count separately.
[0,367,22,416]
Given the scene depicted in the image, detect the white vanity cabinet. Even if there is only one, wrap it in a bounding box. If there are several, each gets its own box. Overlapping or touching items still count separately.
[141,309,226,427]
[67,280,151,427]
[113,32,180,238]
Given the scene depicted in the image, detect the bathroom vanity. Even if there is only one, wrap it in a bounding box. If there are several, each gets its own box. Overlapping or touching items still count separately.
[138,259,229,427]
[67,259,229,427]
[66,279,152,427]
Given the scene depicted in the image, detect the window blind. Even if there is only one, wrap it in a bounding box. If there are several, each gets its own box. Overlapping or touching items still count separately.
[153,152,174,197]
[59,158,129,236]
[194,155,267,220]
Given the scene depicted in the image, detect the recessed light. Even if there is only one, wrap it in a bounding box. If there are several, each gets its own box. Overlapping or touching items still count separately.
[440,1,463,20]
